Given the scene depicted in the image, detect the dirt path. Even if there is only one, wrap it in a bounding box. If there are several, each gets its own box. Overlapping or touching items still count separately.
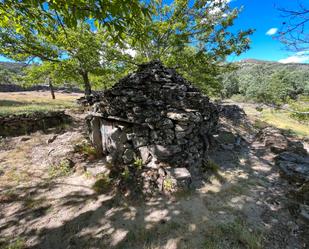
[0,112,308,249]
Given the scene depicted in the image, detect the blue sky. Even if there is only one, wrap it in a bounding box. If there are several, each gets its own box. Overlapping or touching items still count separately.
[227,0,309,63]
[1,0,308,64]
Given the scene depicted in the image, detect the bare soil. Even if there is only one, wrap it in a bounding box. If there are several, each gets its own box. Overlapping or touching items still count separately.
[0,103,308,249]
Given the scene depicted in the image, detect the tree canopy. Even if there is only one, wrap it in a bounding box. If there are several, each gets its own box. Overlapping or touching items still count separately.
[0,0,254,96]
[221,60,309,104]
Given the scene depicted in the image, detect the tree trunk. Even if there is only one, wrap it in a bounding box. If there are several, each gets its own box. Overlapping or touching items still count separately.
[48,78,55,99]
[81,70,92,97]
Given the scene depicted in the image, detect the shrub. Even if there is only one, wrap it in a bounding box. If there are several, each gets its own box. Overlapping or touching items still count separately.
[48,159,73,178]
[133,156,143,170]
[74,141,98,159]
[92,174,111,194]
[163,177,174,192]
[205,159,219,172]
[121,166,130,181]
[288,99,309,122]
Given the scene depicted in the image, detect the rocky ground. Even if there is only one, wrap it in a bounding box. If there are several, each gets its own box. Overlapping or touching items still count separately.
[0,105,308,249]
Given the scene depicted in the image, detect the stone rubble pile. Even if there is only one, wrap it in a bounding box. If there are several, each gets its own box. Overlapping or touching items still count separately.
[257,127,309,184]
[87,60,218,192]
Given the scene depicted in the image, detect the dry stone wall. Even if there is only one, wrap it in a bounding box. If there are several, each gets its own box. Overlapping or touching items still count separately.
[87,60,218,192]
[0,111,71,137]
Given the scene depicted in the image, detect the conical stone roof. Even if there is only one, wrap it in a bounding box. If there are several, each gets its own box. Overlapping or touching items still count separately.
[88,60,218,192]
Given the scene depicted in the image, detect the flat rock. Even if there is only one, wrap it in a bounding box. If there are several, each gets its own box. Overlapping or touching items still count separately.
[165,167,192,189]
[148,145,182,160]
[275,152,309,183]
[86,162,110,177]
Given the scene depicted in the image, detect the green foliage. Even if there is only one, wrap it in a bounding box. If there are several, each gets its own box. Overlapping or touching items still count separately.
[74,141,98,158]
[288,97,309,122]
[204,219,263,249]
[48,159,73,178]
[121,166,130,181]
[0,0,254,95]
[163,177,174,192]
[133,156,143,170]
[0,0,150,44]
[1,238,26,249]
[222,61,309,104]
[128,0,253,95]
[92,174,111,194]
[205,159,220,172]
[252,120,269,130]
[0,0,149,95]
[0,62,24,84]
[0,93,76,116]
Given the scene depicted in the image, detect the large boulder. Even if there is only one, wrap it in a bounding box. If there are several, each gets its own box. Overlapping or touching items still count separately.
[275,152,309,183]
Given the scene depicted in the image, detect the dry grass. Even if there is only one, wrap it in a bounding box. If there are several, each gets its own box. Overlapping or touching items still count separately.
[0,91,82,116]
[241,104,309,138]
[260,109,309,137]
[203,219,263,249]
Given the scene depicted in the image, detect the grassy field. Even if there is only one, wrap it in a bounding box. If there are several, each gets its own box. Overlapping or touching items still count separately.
[240,103,309,138]
[0,91,83,116]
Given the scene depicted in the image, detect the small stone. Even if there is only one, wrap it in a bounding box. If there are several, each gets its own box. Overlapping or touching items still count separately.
[165,167,191,190]
[275,152,309,183]
[175,131,187,139]
[132,136,148,148]
[221,144,234,150]
[146,157,160,169]
[166,111,190,121]
[106,155,113,164]
[47,135,57,144]
[271,218,278,224]
[149,145,182,160]
[122,149,135,164]
[20,136,31,142]
[175,123,190,132]
[138,146,151,164]
[299,205,309,222]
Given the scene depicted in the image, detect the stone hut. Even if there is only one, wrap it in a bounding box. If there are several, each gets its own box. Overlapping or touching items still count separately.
[87,60,218,191]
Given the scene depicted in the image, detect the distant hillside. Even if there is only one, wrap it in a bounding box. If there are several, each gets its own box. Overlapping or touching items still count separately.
[222,59,309,103]
[237,58,309,67]
[0,61,26,73]
[238,58,275,64]
[0,62,26,85]
[235,59,309,74]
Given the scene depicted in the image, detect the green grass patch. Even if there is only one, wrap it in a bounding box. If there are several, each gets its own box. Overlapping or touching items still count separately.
[121,221,181,248]
[260,109,309,137]
[0,92,79,116]
[288,99,309,123]
[74,141,99,159]
[204,219,263,249]
[48,159,73,178]
[241,104,309,138]
[92,174,112,194]
[0,237,26,249]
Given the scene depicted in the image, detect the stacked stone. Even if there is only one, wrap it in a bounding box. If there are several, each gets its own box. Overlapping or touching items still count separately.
[87,60,218,191]
[0,111,71,137]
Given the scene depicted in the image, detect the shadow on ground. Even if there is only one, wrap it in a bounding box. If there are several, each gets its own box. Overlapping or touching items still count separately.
[0,106,308,249]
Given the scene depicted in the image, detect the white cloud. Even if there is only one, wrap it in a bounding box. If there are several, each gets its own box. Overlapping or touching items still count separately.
[278,51,309,63]
[266,28,278,36]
